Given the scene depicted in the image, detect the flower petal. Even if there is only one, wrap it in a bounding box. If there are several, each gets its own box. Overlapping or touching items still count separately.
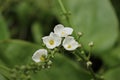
[54,24,64,33]
[50,32,62,46]
[62,36,79,51]
[50,32,59,38]
[55,37,62,46]
[46,43,56,49]
[42,36,49,44]
[63,27,73,36]
[54,24,64,37]
[63,36,74,45]
[69,41,79,50]
[32,49,47,63]
[45,32,62,48]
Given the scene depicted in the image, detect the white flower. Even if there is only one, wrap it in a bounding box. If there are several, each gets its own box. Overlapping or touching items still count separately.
[62,36,80,51]
[42,32,62,49]
[54,24,73,37]
[32,49,48,63]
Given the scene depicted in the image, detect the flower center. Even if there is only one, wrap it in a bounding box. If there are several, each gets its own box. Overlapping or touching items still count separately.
[67,45,71,48]
[40,55,46,62]
[49,40,54,45]
[62,31,65,35]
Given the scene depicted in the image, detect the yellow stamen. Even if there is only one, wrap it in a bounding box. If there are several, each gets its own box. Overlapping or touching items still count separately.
[62,32,65,34]
[40,55,45,62]
[67,45,71,48]
[49,40,54,45]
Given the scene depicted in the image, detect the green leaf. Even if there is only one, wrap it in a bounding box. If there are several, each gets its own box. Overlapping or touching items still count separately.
[0,13,10,40]
[0,40,92,80]
[0,74,7,80]
[0,40,40,66]
[15,1,52,25]
[31,22,43,44]
[101,46,120,68]
[16,2,32,25]
[54,0,118,53]
[0,65,10,79]
[32,54,92,80]
[104,67,120,80]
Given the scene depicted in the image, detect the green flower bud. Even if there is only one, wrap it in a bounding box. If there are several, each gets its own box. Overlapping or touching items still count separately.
[88,41,94,47]
[86,61,92,68]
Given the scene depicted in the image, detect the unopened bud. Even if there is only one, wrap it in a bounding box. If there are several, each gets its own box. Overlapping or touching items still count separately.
[91,78,94,80]
[88,41,94,47]
[81,51,85,54]
[78,44,82,48]
[87,61,92,68]
[20,65,26,70]
[42,65,45,69]
[47,60,52,65]
[78,32,83,36]
[47,66,51,69]
[100,76,104,80]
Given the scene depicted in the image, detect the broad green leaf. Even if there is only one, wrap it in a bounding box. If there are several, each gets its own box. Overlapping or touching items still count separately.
[0,40,92,80]
[16,2,33,26]
[32,54,92,80]
[31,22,43,44]
[54,0,118,53]
[0,40,40,66]
[0,74,7,80]
[15,1,52,25]
[0,13,10,40]
[104,67,120,80]
[101,46,120,68]
[0,65,10,79]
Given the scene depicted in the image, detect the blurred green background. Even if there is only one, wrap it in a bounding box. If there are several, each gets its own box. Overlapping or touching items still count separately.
[0,0,120,80]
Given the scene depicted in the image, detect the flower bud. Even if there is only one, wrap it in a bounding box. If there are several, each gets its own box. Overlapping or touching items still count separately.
[47,60,52,65]
[47,66,51,69]
[42,65,45,69]
[91,78,94,80]
[81,51,85,54]
[78,44,82,48]
[20,65,26,70]
[88,41,94,47]
[100,76,104,80]
[86,61,92,68]
[78,32,83,37]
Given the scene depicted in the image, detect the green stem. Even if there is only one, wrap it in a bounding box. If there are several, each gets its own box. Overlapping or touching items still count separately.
[89,67,97,80]
[87,47,92,60]
[57,0,103,80]
[57,0,72,27]
[58,0,67,13]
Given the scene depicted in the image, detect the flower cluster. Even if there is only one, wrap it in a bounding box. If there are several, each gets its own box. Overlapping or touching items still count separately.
[32,24,80,63]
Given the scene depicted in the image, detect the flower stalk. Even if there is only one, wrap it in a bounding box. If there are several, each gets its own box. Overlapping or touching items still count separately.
[57,0,103,80]
[58,0,72,27]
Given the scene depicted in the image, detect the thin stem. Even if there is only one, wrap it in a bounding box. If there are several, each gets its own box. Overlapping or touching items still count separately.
[57,0,103,80]
[72,52,82,61]
[74,52,101,80]
[58,0,67,13]
[89,67,97,80]
[57,0,72,27]
[87,47,92,60]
